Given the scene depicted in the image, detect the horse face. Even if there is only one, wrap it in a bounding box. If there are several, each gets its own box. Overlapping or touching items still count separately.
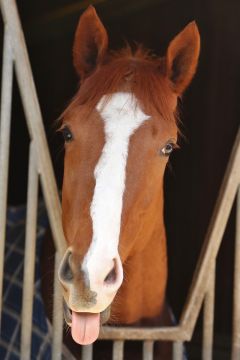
[58,6,200,345]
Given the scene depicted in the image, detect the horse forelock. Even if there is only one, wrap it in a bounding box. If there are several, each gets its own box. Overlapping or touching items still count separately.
[60,45,178,128]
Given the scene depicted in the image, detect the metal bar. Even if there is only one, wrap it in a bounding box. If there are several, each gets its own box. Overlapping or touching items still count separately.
[100,325,187,341]
[232,186,240,360]
[143,340,154,360]
[113,340,124,360]
[20,143,38,359]
[0,0,66,256]
[173,341,183,360]
[82,345,93,360]
[0,26,13,329]
[202,261,215,360]
[52,252,64,360]
[180,129,240,336]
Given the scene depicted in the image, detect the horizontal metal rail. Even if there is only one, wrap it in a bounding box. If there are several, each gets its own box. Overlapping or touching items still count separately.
[99,325,187,341]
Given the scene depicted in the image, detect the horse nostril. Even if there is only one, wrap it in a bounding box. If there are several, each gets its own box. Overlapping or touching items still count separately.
[103,256,123,289]
[104,266,117,284]
[59,251,73,283]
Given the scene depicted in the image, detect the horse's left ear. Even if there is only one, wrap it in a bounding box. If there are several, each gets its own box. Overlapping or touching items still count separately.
[166,21,200,95]
[73,6,108,79]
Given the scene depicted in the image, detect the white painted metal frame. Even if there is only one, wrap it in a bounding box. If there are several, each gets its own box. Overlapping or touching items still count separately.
[0,0,240,359]
[0,0,66,359]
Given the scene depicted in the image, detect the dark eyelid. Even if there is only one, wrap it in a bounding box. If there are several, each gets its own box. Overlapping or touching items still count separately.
[57,123,70,132]
[164,138,179,148]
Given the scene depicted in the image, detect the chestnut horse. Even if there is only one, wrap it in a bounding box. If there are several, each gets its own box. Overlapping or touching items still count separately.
[57,5,200,348]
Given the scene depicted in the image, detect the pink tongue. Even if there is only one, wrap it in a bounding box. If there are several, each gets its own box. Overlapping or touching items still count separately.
[71,311,100,345]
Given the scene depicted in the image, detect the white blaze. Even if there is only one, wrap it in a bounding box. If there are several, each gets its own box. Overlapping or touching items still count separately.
[82,92,150,292]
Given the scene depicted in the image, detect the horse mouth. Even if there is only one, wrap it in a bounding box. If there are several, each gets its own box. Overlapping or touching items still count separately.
[63,300,111,326]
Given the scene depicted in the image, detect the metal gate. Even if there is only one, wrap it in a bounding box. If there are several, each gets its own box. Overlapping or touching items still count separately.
[0,0,239,359]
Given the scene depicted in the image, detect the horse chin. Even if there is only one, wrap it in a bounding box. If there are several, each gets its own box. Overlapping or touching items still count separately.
[100,305,111,324]
[63,300,111,327]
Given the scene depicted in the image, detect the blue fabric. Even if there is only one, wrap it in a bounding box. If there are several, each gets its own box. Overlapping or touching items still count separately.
[0,204,52,359]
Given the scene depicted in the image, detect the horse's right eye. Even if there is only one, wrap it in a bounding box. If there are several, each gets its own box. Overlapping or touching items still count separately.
[61,126,73,143]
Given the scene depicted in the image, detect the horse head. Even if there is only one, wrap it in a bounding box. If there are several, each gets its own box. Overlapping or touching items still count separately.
[58,6,200,345]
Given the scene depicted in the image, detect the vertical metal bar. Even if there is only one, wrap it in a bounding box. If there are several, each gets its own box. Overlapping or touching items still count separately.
[202,261,216,360]
[173,341,183,360]
[52,252,64,359]
[82,345,93,360]
[20,143,38,359]
[0,27,13,329]
[143,340,154,360]
[113,340,124,360]
[180,130,240,335]
[1,0,66,256]
[232,186,240,360]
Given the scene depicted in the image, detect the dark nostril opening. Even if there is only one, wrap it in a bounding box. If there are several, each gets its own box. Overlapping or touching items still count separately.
[60,252,73,282]
[104,266,117,285]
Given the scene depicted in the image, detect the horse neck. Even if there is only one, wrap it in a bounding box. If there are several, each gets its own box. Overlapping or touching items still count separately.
[112,185,167,324]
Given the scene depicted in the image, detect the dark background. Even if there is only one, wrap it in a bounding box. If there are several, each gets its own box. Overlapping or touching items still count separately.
[3,0,240,358]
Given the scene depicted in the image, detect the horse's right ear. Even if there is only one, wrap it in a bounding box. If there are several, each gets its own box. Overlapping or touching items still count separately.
[73,6,108,80]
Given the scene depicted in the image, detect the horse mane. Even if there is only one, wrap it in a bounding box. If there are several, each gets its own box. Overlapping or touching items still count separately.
[62,45,178,125]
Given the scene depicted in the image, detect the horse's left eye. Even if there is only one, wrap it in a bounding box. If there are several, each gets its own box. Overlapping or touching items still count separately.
[160,142,176,156]
[61,126,73,143]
